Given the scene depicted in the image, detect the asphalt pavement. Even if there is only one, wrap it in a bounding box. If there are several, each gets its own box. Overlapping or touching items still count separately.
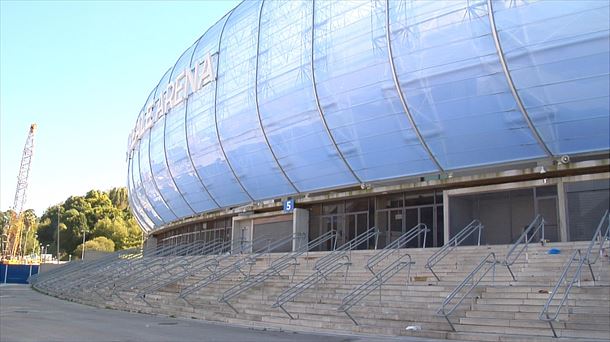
[0,284,447,342]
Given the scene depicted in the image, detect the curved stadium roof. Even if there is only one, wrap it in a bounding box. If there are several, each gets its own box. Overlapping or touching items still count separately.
[127,0,610,232]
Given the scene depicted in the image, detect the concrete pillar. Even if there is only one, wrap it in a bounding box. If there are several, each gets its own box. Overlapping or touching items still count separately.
[293,208,309,251]
[556,179,569,242]
[443,190,450,245]
[232,217,253,253]
[144,235,157,253]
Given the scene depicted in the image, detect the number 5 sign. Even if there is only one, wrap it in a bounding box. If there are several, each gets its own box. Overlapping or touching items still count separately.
[283,199,295,212]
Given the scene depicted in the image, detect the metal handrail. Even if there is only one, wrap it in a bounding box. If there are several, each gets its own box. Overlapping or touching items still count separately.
[539,210,610,338]
[179,233,304,301]
[35,248,141,291]
[503,215,545,280]
[219,230,337,313]
[539,250,587,338]
[109,240,209,294]
[35,247,140,286]
[334,224,427,325]
[135,239,226,301]
[315,227,379,271]
[339,253,414,325]
[134,241,236,303]
[426,220,483,281]
[367,223,427,274]
[272,227,380,319]
[584,209,610,282]
[67,250,143,294]
[436,252,498,331]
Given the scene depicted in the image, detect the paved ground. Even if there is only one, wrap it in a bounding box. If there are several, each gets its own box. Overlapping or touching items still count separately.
[0,285,447,342]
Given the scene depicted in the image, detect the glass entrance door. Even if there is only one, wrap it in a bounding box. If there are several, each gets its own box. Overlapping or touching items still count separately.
[321,211,370,250]
[346,211,371,249]
[320,215,341,251]
[377,205,442,248]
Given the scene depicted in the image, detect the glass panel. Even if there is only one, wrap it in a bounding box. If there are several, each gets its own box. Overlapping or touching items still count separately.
[404,208,419,247]
[420,206,434,247]
[494,0,610,155]
[390,0,544,169]
[322,201,344,215]
[315,0,437,181]
[257,0,357,191]
[131,140,164,227]
[436,205,444,246]
[186,15,251,207]
[378,194,404,209]
[139,130,176,222]
[127,152,153,231]
[345,198,368,212]
[165,104,218,213]
[162,42,212,215]
[216,0,295,200]
[149,118,193,218]
[376,211,389,249]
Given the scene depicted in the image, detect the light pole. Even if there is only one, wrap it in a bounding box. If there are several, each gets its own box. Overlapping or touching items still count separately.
[56,207,60,263]
[81,227,87,260]
[45,244,49,263]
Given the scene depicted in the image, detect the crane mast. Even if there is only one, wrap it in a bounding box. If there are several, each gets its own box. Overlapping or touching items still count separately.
[2,124,37,260]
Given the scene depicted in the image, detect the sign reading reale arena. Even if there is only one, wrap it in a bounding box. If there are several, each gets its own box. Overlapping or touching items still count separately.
[128,53,215,152]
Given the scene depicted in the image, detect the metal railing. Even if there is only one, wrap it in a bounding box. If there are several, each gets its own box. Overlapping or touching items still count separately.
[34,248,142,293]
[503,215,545,280]
[538,250,588,338]
[339,254,413,325]
[436,252,499,331]
[367,223,427,275]
[134,239,227,304]
[108,240,210,299]
[134,241,238,303]
[179,233,305,304]
[272,227,379,319]
[219,230,337,313]
[539,210,610,338]
[426,220,484,281]
[62,243,187,299]
[584,209,610,283]
[337,224,427,325]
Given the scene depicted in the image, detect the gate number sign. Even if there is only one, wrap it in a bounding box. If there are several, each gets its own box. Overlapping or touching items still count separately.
[283,199,295,212]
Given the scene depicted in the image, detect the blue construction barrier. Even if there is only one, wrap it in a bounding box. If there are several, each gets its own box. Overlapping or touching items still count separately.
[0,264,39,284]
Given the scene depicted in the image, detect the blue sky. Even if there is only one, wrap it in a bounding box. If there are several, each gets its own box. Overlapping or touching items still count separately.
[0,0,240,215]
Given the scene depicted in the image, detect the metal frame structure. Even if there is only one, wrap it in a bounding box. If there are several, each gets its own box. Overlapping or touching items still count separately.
[337,223,428,325]
[272,227,379,319]
[503,215,545,280]
[436,252,499,331]
[426,220,484,281]
[219,230,336,314]
[539,210,610,338]
[179,233,305,305]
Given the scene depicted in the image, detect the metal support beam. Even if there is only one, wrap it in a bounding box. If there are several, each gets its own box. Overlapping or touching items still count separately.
[310,0,362,185]
[487,0,553,158]
[213,7,255,202]
[254,0,300,194]
[385,0,444,174]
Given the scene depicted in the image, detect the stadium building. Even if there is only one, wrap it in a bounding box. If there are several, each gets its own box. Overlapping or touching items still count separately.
[126,0,610,251]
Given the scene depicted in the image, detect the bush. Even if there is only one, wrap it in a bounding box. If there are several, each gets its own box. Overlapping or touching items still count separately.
[74,236,115,258]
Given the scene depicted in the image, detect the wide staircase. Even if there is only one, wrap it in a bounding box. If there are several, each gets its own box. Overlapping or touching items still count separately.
[31,213,610,342]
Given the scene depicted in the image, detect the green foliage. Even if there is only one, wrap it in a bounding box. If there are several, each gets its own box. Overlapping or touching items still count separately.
[74,236,115,258]
[36,187,142,259]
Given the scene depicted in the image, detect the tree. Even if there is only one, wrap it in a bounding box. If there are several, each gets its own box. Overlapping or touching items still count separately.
[36,187,143,258]
[74,236,115,258]
[108,187,129,211]
[92,217,128,250]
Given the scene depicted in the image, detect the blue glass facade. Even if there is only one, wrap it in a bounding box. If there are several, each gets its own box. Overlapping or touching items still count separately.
[128,0,610,232]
